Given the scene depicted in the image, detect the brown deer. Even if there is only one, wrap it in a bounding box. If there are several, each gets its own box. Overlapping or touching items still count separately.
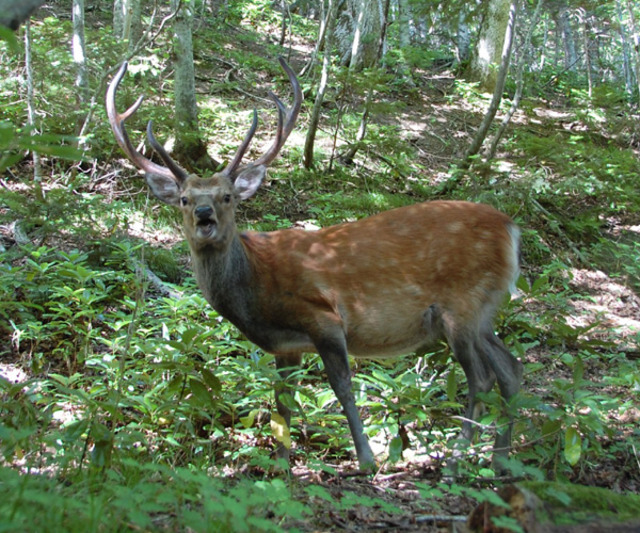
[106,57,523,470]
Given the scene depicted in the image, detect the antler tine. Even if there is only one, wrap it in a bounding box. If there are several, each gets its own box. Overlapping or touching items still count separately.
[106,62,181,181]
[147,121,189,182]
[252,57,303,168]
[220,109,259,179]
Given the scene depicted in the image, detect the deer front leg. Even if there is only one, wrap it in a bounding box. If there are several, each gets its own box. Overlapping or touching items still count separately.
[274,353,302,463]
[315,337,375,469]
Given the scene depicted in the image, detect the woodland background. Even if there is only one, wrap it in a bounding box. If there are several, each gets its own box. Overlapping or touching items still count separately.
[1,0,640,531]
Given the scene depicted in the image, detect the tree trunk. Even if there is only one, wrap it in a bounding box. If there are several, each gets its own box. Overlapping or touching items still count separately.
[171,0,218,171]
[300,0,327,77]
[339,0,390,165]
[456,7,471,65]
[124,0,142,49]
[487,0,543,160]
[466,0,512,92]
[72,0,89,106]
[580,10,593,100]
[335,0,382,69]
[549,1,577,71]
[113,0,124,38]
[304,0,338,169]
[24,21,43,200]
[279,0,290,47]
[616,0,634,98]
[397,0,412,49]
[463,0,518,163]
[626,0,640,102]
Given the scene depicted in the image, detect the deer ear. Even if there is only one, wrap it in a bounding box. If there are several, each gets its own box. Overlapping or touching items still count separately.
[145,173,181,206]
[233,164,267,200]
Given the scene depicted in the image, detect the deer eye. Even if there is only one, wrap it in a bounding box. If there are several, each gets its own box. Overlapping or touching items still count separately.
[223,194,232,204]
[180,196,189,206]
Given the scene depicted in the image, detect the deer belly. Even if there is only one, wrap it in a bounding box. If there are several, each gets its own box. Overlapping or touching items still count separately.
[345,305,442,358]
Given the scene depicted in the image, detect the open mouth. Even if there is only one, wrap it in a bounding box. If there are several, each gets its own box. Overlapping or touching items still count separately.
[196,219,217,239]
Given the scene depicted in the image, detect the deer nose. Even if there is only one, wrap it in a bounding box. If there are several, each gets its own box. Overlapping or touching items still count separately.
[195,206,214,220]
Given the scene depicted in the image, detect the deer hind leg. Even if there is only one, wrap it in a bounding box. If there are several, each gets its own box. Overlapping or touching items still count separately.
[274,353,302,463]
[448,332,497,445]
[478,330,523,465]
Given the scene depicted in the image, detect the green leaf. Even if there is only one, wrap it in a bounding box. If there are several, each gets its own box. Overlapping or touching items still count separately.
[564,427,582,466]
[240,409,259,429]
[188,377,213,406]
[541,419,562,437]
[572,355,584,383]
[270,412,291,449]
[201,368,221,394]
[491,516,525,533]
[388,435,403,463]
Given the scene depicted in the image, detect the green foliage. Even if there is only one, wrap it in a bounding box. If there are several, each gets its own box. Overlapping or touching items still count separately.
[522,481,640,523]
[0,463,310,532]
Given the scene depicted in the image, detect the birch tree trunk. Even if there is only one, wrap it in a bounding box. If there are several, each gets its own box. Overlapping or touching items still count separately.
[580,10,592,100]
[549,1,577,70]
[113,0,141,48]
[397,0,411,49]
[466,0,512,92]
[300,0,327,77]
[72,0,89,106]
[340,0,390,165]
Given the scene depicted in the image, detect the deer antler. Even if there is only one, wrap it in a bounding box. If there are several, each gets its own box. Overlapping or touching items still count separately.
[220,57,302,178]
[106,62,188,183]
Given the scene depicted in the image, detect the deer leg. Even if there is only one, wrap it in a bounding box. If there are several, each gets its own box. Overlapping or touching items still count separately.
[449,334,497,444]
[480,331,523,465]
[274,353,302,462]
[315,336,375,469]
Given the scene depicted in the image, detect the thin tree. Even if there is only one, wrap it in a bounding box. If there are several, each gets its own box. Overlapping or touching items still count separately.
[487,0,543,160]
[304,0,338,169]
[339,0,391,165]
[125,0,142,49]
[463,0,518,164]
[24,21,43,200]
[300,0,329,77]
[72,0,89,107]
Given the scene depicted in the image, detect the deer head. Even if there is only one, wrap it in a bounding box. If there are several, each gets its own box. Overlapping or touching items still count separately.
[106,57,302,251]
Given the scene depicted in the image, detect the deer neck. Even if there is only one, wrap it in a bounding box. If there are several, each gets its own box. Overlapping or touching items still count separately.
[190,233,256,328]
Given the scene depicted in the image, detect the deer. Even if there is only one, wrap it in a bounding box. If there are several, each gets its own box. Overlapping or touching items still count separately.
[106,57,523,470]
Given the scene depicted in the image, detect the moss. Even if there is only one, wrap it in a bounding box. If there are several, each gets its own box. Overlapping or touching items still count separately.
[522,481,640,524]
[145,246,184,284]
